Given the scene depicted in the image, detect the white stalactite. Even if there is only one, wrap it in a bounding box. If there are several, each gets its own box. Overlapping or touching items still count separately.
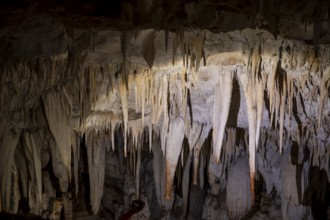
[212,71,233,162]
[279,77,287,153]
[165,117,185,200]
[86,131,105,214]
[50,139,69,192]
[119,82,129,157]
[43,90,72,182]
[238,45,264,204]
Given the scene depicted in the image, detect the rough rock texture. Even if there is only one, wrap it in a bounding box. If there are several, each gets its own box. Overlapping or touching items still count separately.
[0,1,330,219]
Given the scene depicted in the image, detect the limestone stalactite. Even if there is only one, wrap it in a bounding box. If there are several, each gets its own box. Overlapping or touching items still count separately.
[212,71,234,162]
[165,117,185,200]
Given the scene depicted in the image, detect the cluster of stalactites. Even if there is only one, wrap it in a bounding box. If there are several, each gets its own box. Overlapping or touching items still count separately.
[116,69,193,200]
[1,29,330,217]
[85,34,330,210]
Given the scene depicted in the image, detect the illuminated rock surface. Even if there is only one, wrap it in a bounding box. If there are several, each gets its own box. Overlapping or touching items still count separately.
[0,1,329,219]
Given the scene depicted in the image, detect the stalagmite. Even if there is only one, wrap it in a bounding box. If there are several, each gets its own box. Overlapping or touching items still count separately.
[212,72,233,162]
[165,117,185,200]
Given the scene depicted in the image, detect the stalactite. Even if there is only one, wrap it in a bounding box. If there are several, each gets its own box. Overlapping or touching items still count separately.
[152,136,165,207]
[89,67,96,109]
[193,124,211,185]
[186,122,203,152]
[266,49,280,126]
[136,143,141,198]
[165,117,185,200]
[279,76,287,153]
[14,146,28,198]
[86,130,105,215]
[11,163,20,214]
[212,71,233,162]
[84,111,118,133]
[238,45,264,204]
[287,76,294,127]
[23,132,42,215]
[182,151,191,218]
[127,118,143,198]
[62,192,72,220]
[43,90,72,181]
[318,67,330,128]
[193,148,201,186]
[255,75,264,148]
[0,126,20,212]
[119,82,129,157]
[148,122,152,152]
[49,139,69,193]
[111,122,116,152]
[199,152,205,189]
[160,76,169,154]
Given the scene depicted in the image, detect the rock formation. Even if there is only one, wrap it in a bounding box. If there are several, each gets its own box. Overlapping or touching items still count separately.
[0,0,329,219]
